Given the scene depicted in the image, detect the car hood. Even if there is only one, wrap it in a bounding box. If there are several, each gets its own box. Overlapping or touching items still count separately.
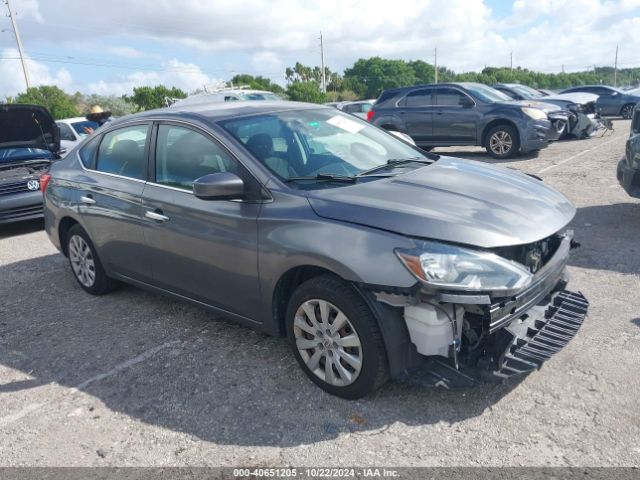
[509,100,563,113]
[544,92,598,105]
[0,104,60,152]
[306,156,575,249]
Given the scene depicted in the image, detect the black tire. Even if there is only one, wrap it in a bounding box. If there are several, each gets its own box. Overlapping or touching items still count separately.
[285,275,389,399]
[66,224,119,295]
[485,124,520,159]
[621,103,635,120]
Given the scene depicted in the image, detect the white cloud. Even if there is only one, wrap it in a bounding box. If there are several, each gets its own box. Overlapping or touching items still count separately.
[105,46,146,58]
[1,0,639,96]
[86,58,222,96]
[0,48,72,97]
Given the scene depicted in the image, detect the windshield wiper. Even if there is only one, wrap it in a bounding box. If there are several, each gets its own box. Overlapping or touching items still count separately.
[357,156,438,177]
[284,173,358,183]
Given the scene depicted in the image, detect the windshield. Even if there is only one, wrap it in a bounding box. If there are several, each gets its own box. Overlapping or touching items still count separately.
[510,84,544,99]
[465,84,513,103]
[71,120,99,135]
[219,109,428,183]
[0,147,53,163]
[238,92,282,101]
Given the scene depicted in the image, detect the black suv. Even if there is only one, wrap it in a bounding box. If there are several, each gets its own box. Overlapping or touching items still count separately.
[368,82,557,159]
[617,104,640,197]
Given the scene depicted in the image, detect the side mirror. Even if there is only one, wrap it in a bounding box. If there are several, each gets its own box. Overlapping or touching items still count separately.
[193,172,244,200]
[459,96,475,108]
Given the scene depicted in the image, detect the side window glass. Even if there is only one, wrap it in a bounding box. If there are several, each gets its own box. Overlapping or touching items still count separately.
[58,123,76,141]
[435,88,466,106]
[79,136,100,168]
[404,89,433,107]
[155,125,239,190]
[96,124,149,180]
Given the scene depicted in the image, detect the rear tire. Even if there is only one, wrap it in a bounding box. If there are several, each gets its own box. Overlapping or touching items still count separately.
[66,224,118,295]
[285,275,389,399]
[485,125,520,159]
[621,103,635,120]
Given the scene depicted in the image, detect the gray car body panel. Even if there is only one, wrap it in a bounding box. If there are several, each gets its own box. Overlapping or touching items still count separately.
[370,83,552,153]
[44,101,575,338]
[560,85,640,116]
[617,104,640,198]
[307,156,575,249]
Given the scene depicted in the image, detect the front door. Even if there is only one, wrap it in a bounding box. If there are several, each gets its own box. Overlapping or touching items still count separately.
[431,87,478,143]
[141,122,262,321]
[77,122,153,282]
[400,87,434,145]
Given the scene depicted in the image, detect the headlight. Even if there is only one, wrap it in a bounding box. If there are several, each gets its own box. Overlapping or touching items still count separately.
[395,241,533,293]
[522,107,548,120]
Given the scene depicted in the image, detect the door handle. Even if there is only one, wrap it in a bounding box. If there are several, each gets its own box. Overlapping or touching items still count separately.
[145,210,169,222]
[80,195,96,205]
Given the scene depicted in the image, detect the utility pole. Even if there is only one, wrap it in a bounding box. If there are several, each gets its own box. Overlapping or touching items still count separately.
[562,64,565,73]
[614,44,619,87]
[434,47,438,84]
[510,52,513,70]
[5,0,30,90]
[319,31,326,93]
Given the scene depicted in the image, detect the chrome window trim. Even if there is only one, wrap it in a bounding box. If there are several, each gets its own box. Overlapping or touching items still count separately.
[77,119,152,183]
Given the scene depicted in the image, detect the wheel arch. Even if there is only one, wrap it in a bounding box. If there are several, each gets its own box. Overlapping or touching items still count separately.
[272,265,343,337]
[481,118,520,147]
[58,216,80,256]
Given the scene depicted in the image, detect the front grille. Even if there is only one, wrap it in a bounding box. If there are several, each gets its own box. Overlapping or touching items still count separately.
[493,233,562,274]
[0,204,43,221]
[499,291,589,376]
[0,180,31,196]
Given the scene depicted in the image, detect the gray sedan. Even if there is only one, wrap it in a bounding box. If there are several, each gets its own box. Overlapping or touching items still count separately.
[43,101,588,398]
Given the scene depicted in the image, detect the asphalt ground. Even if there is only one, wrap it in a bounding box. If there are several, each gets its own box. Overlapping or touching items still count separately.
[0,120,638,467]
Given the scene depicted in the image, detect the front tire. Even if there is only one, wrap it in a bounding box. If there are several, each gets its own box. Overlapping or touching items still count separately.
[485,125,520,159]
[285,275,389,399]
[66,224,118,295]
[621,103,635,120]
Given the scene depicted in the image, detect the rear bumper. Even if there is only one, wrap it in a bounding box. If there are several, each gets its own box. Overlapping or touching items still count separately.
[617,158,640,198]
[0,191,44,224]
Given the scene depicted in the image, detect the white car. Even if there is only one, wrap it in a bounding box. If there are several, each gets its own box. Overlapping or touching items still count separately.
[336,100,375,119]
[170,88,282,108]
[56,117,100,153]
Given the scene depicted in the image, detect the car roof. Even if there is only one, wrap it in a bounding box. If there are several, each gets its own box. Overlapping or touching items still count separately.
[106,100,330,127]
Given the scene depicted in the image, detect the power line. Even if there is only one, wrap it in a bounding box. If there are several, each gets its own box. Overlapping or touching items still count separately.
[4,0,30,89]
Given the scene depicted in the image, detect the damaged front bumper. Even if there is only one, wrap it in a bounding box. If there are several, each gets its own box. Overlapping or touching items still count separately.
[368,232,589,388]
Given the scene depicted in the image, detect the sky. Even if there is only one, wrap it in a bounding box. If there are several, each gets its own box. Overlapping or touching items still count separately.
[1,0,639,97]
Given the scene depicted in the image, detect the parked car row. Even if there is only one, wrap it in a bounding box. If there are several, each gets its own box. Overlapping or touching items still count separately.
[5,88,636,399]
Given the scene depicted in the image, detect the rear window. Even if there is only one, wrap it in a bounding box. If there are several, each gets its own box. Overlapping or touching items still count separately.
[375,90,399,106]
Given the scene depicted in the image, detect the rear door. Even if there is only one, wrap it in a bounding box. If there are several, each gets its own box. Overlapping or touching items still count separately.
[589,87,618,115]
[432,86,479,143]
[77,122,152,281]
[141,122,262,320]
[399,88,434,145]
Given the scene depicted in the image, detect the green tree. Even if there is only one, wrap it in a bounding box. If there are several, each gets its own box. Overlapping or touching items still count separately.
[14,85,79,119]
[123,85,187,111]
[229,74,285,94]
[344,57,417,98]
[285,81,327,103]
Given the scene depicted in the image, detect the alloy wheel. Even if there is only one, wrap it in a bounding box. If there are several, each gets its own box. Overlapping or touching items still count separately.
[622,105,634,119]
[68,234,96,287]
[489,130,513,155]
[293,299,363,387]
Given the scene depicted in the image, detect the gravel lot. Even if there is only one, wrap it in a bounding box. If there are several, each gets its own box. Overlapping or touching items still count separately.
[0,120,639,467]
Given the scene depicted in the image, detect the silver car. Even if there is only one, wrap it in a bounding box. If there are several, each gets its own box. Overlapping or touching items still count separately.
[43,101,589,399]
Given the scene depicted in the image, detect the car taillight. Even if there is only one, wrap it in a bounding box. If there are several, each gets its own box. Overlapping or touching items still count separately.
[366,109,375,121]
[40,173,52,192]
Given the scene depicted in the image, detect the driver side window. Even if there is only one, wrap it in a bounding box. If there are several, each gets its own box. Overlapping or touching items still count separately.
[155,125,238,190]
